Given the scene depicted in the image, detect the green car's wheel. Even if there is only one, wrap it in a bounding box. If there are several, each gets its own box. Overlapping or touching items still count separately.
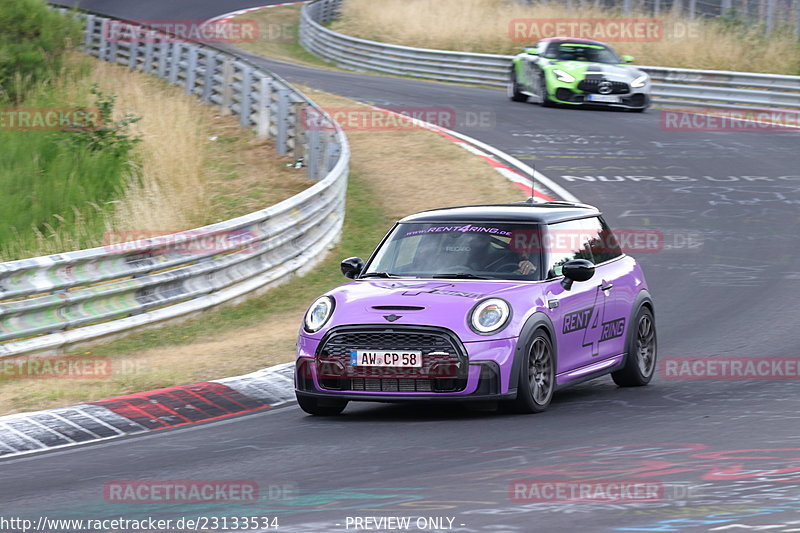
[537,72,555,107]
[508,70,528,102]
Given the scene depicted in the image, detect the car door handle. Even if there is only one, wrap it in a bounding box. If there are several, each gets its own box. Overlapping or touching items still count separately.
[601,283,614,291]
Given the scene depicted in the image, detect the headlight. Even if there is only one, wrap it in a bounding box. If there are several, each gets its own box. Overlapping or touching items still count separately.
[469,298,512,335]
[553,69,575,83]
[631,74,649,88]
[304,296,334,333]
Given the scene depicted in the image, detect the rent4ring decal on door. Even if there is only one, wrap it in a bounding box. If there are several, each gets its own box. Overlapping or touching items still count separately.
[562,287,626,357]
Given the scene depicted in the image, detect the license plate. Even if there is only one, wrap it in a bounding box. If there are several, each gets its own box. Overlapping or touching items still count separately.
[586,94,621,103]
[350,350,422,367]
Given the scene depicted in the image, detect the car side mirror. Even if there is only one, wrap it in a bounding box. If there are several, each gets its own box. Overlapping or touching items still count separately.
[622,55,635,63]
[341,257,364,279]
[524,47,539,56]
[561,259,595,290]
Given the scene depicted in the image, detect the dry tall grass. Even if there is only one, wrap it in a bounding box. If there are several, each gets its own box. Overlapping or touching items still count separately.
[334,0,800,74]
[90,62,210,233]
[6,57,303,260]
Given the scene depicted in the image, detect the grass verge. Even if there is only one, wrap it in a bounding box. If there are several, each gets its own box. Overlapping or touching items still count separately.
[332,0,800,74]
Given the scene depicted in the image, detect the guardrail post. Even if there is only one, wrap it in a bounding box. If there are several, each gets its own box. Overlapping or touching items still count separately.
[108,35,119,63]
[98,20,108,60]
[275,87,290,154]
[168,42,182,84]
[256,77,273,140]
[622,0,633,16]
[185,46,198,96]
[83,15,96,52]
[128,38,140,70]
[305,124,321,180]
[765,0,776,34]
[143,38,155,73]
[156,40,169,79]
[201,51,216,103]
[221,59,234,115]
[240,66,254,127]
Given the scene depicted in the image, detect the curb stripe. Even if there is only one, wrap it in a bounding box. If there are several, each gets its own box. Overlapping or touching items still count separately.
[91,382,271,431]
[204,1,308,26]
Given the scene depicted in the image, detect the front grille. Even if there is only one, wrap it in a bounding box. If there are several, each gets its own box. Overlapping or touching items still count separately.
[351,378,433,392]
[316,327,467,393]
[577,79,630,94]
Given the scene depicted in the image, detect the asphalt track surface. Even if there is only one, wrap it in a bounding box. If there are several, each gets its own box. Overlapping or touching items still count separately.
[5,2,800,532]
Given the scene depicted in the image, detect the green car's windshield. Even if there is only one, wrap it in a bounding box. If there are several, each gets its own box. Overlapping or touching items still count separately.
[363,222,545,281]
[546,43,621,64]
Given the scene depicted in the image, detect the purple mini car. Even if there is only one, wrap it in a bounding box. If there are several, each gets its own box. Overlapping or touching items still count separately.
[295,201,656,415]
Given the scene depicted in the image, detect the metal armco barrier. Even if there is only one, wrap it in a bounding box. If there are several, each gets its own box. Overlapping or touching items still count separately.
[0,10,350,357]
[300,0,800,110]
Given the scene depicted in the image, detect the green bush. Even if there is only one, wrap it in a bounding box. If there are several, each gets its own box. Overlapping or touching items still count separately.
[0,0,82,103]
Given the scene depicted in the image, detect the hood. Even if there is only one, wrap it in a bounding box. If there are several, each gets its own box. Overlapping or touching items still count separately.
[553,61,643,81]
[310,279,547,342]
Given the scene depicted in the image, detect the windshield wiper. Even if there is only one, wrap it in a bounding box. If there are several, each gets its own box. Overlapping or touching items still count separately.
[360,272,399,278]
[431,273,489,279]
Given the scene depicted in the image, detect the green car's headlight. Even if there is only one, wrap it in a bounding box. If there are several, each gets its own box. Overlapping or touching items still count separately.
[553,69,576,83]
[631,74,649,88]
[469,298,512,335]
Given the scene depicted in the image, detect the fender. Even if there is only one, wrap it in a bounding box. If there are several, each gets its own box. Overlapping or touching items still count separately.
[617,289,654,369]
[508,311,558,397]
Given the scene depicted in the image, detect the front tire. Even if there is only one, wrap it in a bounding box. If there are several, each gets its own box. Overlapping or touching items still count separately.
[612,307,657,387]
[508,70,528,102]
[537,73,555,107]
[296,394,348,416]
[507,331,555,413]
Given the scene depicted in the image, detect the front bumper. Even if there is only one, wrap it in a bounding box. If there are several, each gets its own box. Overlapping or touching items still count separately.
[295,326,519,402]
[552,87,650,109]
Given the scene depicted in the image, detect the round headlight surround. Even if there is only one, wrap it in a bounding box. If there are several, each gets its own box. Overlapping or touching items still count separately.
[469,298,512,335]
[304,296,335,333]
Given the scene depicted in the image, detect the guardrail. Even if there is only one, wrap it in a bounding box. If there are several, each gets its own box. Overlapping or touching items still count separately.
[300,0,800,111]
[0,9,350,357]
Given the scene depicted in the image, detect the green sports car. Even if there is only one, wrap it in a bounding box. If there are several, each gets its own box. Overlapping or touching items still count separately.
[509,37,651,111]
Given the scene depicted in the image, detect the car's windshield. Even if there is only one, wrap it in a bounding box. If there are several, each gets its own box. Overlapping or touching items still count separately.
[546,43,621,64]
[363,222,545,281]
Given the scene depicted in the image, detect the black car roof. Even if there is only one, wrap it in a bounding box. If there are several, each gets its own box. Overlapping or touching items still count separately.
[399,201,600,224]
